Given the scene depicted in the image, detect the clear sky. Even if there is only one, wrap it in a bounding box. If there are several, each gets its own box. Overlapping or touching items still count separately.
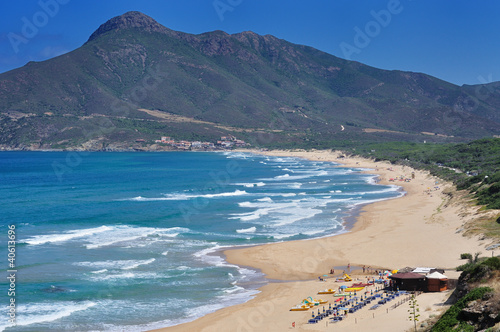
[1,0,499,86]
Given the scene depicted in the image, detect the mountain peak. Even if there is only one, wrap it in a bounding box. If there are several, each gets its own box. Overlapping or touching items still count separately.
[87,11,169,43]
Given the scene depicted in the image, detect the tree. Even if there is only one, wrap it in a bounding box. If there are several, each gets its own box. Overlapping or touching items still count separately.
[408,294,420,331]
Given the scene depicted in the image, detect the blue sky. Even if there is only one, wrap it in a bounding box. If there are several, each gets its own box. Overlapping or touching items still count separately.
[0,0,499,86]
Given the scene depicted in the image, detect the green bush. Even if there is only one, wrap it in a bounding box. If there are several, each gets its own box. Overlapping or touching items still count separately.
[461,253,472,260]
[431,287,493,332]
[457,262,473,272]
[481,257,500,270]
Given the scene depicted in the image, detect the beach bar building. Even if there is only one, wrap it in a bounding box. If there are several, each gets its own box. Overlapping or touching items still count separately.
[426,271,448,292]
[388,272,426,291]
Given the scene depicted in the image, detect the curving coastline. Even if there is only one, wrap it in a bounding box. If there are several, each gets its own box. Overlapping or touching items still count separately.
[153,149,490,332]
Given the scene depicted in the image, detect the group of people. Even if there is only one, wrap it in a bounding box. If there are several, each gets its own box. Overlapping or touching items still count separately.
[327,264,381,276]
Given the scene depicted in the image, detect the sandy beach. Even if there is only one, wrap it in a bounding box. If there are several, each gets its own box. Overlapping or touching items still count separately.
[155,149,495,332]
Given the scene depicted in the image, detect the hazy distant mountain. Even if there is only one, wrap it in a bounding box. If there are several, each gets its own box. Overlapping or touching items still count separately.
[0,11,498,150]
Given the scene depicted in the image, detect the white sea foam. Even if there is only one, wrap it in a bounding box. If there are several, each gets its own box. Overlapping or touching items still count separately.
[273,207,322,226]
[273,233,300,239]
[125,190,248,201]
[235,196,326,227]
[91,269,108,274]
[192,244,259,279]
[122,258,156,270]
[90,272,160,281]
[230,208,271,221]
[25,225,189,250]
[223,152,251,159]
[261,172,321,181]
[362,185,400,195]
[302,229,325,236]
[11,301,97,328]
[75,258,156,271]
[85,226,188,249]
[288,182,302,189]
[192,245,227,267]
[235,182,265,188]
[223,285,246,294]
[23,226,112,246]
[236,227,257,233]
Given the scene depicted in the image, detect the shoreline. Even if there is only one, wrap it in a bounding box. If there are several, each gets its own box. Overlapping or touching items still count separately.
[154,149,491,332]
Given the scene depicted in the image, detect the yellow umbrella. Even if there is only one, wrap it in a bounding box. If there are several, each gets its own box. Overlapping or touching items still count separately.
[392,269,399,274]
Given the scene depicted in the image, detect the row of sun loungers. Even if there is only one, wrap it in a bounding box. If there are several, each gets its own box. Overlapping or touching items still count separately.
[308,290,408,324]
[308,309,345,324]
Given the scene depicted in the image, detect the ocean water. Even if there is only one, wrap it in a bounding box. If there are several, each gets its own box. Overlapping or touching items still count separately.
[0,151,402,331]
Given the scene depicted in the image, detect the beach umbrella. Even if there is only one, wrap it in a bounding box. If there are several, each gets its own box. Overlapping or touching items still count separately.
[340,285,347,289]
[337,307,349,311]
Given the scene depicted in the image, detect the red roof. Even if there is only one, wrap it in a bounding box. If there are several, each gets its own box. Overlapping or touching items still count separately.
[389,272,425,280]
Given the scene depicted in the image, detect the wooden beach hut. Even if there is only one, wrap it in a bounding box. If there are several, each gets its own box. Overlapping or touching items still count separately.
[388,272,426,291]
[426,271,448,292]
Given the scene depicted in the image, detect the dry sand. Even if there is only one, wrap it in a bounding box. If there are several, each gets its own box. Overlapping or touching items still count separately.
[154,149,495,332]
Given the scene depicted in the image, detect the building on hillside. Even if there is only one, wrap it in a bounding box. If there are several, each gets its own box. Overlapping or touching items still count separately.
[191,141,202,149]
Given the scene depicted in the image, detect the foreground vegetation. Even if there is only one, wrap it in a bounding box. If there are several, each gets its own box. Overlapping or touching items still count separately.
[430,256,500,331]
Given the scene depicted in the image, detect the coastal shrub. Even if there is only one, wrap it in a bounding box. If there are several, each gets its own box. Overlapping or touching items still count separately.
[481,257,500,270]
[349,138,500,210]
[458,257,500,282]
[456,262,473,272]
[431,287,493,332]
[461,253,472,260]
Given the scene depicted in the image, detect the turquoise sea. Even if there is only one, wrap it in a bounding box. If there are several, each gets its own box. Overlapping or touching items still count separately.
[0,151,402,331]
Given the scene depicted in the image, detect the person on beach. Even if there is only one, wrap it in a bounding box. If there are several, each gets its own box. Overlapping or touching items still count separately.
[363,265,366,273]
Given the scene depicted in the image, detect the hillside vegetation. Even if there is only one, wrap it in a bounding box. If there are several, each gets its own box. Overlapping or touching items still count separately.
[0,11,499,150]
[430,256,500,331]
[346,138,500,210]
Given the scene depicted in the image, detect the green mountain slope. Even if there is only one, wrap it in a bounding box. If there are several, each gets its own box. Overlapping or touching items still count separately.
[0,11,499,150]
